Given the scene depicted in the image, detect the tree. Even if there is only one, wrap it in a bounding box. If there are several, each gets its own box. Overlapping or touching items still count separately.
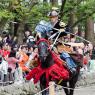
[0,0,95,44]
[59,0,95,43]
[0,0,14,31]
[50,0,58,6]
[85,17,94,44]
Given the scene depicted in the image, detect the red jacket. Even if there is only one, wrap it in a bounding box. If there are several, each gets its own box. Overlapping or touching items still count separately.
[0,49,10,58]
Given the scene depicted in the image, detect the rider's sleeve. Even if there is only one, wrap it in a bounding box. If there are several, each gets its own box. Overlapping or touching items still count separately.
[35,20,48,33]
[35,24,44,33]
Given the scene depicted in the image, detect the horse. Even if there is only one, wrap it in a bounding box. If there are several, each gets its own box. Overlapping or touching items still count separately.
[26,22,83,95]
[37,38,83,95]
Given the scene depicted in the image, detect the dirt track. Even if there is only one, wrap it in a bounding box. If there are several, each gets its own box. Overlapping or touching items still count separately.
[74,85,95,95]
[56,85,95,95]
[0,72,95,95]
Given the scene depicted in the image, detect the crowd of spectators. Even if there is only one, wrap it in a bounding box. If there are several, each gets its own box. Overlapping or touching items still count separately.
[0,30,38,85]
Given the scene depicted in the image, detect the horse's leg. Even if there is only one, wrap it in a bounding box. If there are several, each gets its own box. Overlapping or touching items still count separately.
[69,73,79,95]
[40,73,47,95]
[61,81,69,95]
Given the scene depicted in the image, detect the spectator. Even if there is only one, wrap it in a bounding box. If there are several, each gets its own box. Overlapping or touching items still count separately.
[91,46,95,59]
[24,30,35,48]
[0,43,10,59]
[17,45,29,72]
[6,54,20,83]
[0,55,8,83]
[26,46,38,69]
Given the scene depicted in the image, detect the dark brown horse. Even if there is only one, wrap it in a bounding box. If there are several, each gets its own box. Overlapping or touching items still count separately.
[37,38,83,95]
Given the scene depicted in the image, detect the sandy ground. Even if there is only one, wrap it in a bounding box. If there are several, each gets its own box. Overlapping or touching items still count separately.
[55,85,95,95]
[74,85,95,95]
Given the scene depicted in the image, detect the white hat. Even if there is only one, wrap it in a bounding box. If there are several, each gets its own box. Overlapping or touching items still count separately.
[48,10,59,17]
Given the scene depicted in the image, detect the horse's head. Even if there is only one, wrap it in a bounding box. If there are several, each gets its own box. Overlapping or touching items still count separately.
[37,39,50,62]
[37,38,53,68]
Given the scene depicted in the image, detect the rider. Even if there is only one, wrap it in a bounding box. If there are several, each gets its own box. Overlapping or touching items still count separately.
[35,10,67,39]
[47,10,67,38]
[35,10,77,74]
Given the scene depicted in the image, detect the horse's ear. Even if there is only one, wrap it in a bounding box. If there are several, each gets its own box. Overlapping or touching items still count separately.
[36,35,40,41]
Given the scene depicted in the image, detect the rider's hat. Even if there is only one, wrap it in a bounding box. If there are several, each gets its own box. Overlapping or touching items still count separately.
[48,10,59,17]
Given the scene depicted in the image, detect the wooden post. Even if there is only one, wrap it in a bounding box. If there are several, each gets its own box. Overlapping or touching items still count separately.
[49,81,55,95]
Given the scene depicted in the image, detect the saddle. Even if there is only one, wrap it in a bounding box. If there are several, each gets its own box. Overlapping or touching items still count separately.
[57,44,72,53]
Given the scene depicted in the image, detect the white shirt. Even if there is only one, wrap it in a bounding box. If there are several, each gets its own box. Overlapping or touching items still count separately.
[27,36,35,43]
[0,60,8,74]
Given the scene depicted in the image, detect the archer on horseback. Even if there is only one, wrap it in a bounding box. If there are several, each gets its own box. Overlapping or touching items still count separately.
[24,10,84,95]
[35,10,77,75]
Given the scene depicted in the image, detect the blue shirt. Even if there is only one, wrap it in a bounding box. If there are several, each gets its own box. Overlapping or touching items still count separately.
[35,20,53,36]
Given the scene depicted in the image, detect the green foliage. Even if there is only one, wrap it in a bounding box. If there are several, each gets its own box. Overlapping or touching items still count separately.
[18,3,52,30]
[57,0,95,29]
[0,10,14,19]
[0,0,95,32]
[0,0,14,20]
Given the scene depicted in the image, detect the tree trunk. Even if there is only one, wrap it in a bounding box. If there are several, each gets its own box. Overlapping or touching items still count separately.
[43,0,48,2]
[85,17,95,44]
[14,18,19,36]
[50,0,58,6]
[67,10,76,33]
[59,0,67,19]
[0,18,8,32]
[17,23,25,44]
[78,24,82,36]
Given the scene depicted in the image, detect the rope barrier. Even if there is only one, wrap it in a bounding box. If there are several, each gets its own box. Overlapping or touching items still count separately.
[34,82,95,95]
[54,83,95,91]
[0,81,14,87]
[34,84,54,95]
[0,81,14,84]
[55,83,74,90]
[0,79,95,95]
